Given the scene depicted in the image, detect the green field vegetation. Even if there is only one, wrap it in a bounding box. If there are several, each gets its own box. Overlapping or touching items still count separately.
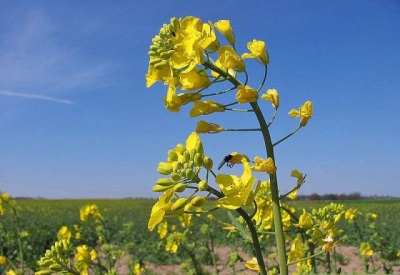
[1,198,400,274]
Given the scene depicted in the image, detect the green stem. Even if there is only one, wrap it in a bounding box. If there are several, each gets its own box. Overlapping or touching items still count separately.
[273,126,301,147]
[10,204,24,271]
[236,207,268,275]
[250,101,288,275]
[224,128,261,132]
[288,251,325,266]
[207,186,268,275]
[204,60,271,274]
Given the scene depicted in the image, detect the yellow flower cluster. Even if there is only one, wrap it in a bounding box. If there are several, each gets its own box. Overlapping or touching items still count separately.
[145,16,272,115]
[79,204,103,222]
[149,132,212,231]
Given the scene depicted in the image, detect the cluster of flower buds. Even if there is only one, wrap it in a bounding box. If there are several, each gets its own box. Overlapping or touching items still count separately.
[147,18,180,70]
[36,240,71,274]
[154,133,213,194]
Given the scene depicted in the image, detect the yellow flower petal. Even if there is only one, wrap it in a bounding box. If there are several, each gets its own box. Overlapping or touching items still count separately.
[214,20,235,44]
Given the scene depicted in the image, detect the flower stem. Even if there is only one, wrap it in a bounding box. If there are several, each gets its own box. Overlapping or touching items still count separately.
[273,126,301,147]
[250,101,288,275]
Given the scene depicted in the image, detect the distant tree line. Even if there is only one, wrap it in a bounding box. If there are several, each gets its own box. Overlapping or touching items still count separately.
[294,192,397,201]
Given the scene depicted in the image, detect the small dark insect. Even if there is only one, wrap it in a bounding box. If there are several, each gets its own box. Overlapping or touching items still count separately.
[217,154,233,170]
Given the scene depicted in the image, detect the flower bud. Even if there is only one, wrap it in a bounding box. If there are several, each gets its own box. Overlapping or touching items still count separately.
[49,264,63,271]
[185,169,195,179]
[174,183,187,192]
[157,162,173,175]
[148,51,158,57]
[191,196,206,206]
[171,198,189,211]
[171,172,181,182]
[156,178,174,186]
[198,180,208,191]
[194,153,203,166]
[168,150,178,161]
[152,185,172,192]
[203,157,213,170]
[183,151,191,162]
[35,270,54,275]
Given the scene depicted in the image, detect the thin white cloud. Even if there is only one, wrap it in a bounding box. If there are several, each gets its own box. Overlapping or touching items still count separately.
[0,8,113,95]
[0,90,74,105]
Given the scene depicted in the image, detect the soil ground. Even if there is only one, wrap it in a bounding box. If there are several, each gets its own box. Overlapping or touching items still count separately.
[115,245,400,274]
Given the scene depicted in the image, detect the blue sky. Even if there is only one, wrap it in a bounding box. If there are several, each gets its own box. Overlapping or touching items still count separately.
[1,1,399,198]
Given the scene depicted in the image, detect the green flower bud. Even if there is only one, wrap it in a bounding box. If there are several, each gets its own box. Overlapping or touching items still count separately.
[160,50,174,59]
[194,153,203,166]
[156,178,174,186]
[185,169,195,179]
[49,264,63,271]
[198,180,208,191]
[39,259,53,268]
[171,172,181,182]
[171,198,189,211]
[191,196,206,206]
[174,183,187,192]
[170,17,180,32]
[35,270,54,275]
[157,162,172,175]
[152,36,162,43]
[148,51,158,57]
[168,150,178,161]
[183,151,191,162]
[152,185,172,192]
[203,157,213,170]
[189,149,197,160]
[154,60,168,69]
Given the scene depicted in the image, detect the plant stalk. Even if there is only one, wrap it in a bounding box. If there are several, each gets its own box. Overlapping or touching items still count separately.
[250,101,288,275]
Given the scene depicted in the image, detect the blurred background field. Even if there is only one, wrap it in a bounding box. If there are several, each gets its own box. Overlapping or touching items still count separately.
[2,197,399,273]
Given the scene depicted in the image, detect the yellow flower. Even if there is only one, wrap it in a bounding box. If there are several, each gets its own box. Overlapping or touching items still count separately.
[171,17,218,73]
[322,236,336,253]
[291,169,304,187]
[57,226,72,241]
[20,231,29,238]
[215,45,245,72]
[214,20,235,44]
[75,232,81,239]
[236,85,258,104]
[157,221,168,239]
[261,89,279,108]
[148,189,175,231]
[164,91,202,113]
[190,100,225,118]
[251,157,277,174]
[289,101,313,127]
[297,209,313,229]
[90,249,98,261]
[245,257,260,271]
[360,242,373,257]
[145,60,171,88]
[287,189,298,200]
[165,232,182,254]
[179,68,210,91]
[0,255,6,265]
[216,160,257,209]
[1,193,10,202]
[74,245,97,275]
[80,204,103,222]
[288,235,306,262]
[195,121,223,134]
[6,270,16,275]
[345,208,358,221]
[242,39,269,65]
